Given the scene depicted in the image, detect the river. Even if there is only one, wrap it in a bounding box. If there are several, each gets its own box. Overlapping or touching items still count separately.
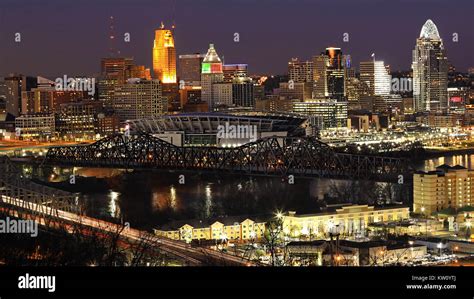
[26,153,474,231]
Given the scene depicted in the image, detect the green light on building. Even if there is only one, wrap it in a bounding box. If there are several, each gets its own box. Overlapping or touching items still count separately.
[202,63,211,73]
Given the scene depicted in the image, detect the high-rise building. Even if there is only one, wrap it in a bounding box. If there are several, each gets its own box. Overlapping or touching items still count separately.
[223,64,248,83]
[112,79,167,121]
[312,48,346,100]
[414,165,474,216]
[153,23,177,83]
[201,44,224,111]
[212,83,233,108]
[4,75,37,117]
[288,58,313,83]
[412,19,448,112]
[360,60,392,96]
[232,79,254,108]
[21,77,86,114]
[98,57,134,106]
[178,54,205,86]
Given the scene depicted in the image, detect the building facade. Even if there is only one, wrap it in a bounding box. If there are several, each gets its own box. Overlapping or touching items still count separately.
[152,23,177,83]
[112,79,167,121]
[154,216,266,243]
[414,165,474,215]
[178,53,205,86]
[292,99,348,129]
[15,114,55,140]
[281,204,410,239]
[359,60,392,96]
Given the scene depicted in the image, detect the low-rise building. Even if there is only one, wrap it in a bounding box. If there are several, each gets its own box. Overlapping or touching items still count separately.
[154,215,266,243]
[15,114,55,140]
[338,240,427,266]
[281,204,410,239]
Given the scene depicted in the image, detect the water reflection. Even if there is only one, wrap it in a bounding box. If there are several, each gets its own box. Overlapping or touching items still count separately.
[34,153,474,230]
[420,154,474,171]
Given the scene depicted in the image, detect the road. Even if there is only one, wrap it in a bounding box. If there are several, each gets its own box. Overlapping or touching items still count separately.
[0,195,255,266]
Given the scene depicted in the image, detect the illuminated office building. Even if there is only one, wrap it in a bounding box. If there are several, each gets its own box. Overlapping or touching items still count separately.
[98,57,134,106]
[14,114,55,140]
[4,75,37,117]
[292,99,348,129]
[112,79,167,121]
[153,23,177,83]
[412,19,448,112]
[21,77,86,114]
[360,61,392,96]
[127,65,151,80]
[56,100,102,140]
[312,48,346,100]
[201,44,224,111]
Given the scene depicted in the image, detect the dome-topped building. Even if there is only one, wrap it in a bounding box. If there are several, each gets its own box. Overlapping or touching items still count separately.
[419,19,441,40]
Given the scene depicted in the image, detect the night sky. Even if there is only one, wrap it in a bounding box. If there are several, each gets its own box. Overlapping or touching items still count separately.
[0,0,473,78]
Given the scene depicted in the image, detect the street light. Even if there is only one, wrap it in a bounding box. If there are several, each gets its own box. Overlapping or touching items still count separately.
[437,242,443,256]
[275,210,284,220]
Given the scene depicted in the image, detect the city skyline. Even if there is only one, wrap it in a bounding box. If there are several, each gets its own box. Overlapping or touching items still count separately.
[0,0,472,78]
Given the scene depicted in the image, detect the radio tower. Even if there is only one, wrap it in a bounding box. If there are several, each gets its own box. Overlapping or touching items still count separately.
[108,16,120,57]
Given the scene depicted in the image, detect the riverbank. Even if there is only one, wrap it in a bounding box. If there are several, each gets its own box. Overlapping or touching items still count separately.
[422,147,474,159]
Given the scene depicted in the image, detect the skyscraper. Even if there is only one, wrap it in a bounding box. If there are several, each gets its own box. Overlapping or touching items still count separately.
[201,44,224,111]
[288,58,313,83]
[360,60,392,96]
[412,19,448,112]
[178,54,205,86]
[112,79,167,121]
[312,48,346,100]
[98,57,134,107]
[153,23,177,83]
[4,75,37,117]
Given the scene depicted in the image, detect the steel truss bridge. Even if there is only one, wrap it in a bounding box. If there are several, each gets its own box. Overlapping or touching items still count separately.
[0,156,253,266]
[0,156,79,217]
[45,134,411,181]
